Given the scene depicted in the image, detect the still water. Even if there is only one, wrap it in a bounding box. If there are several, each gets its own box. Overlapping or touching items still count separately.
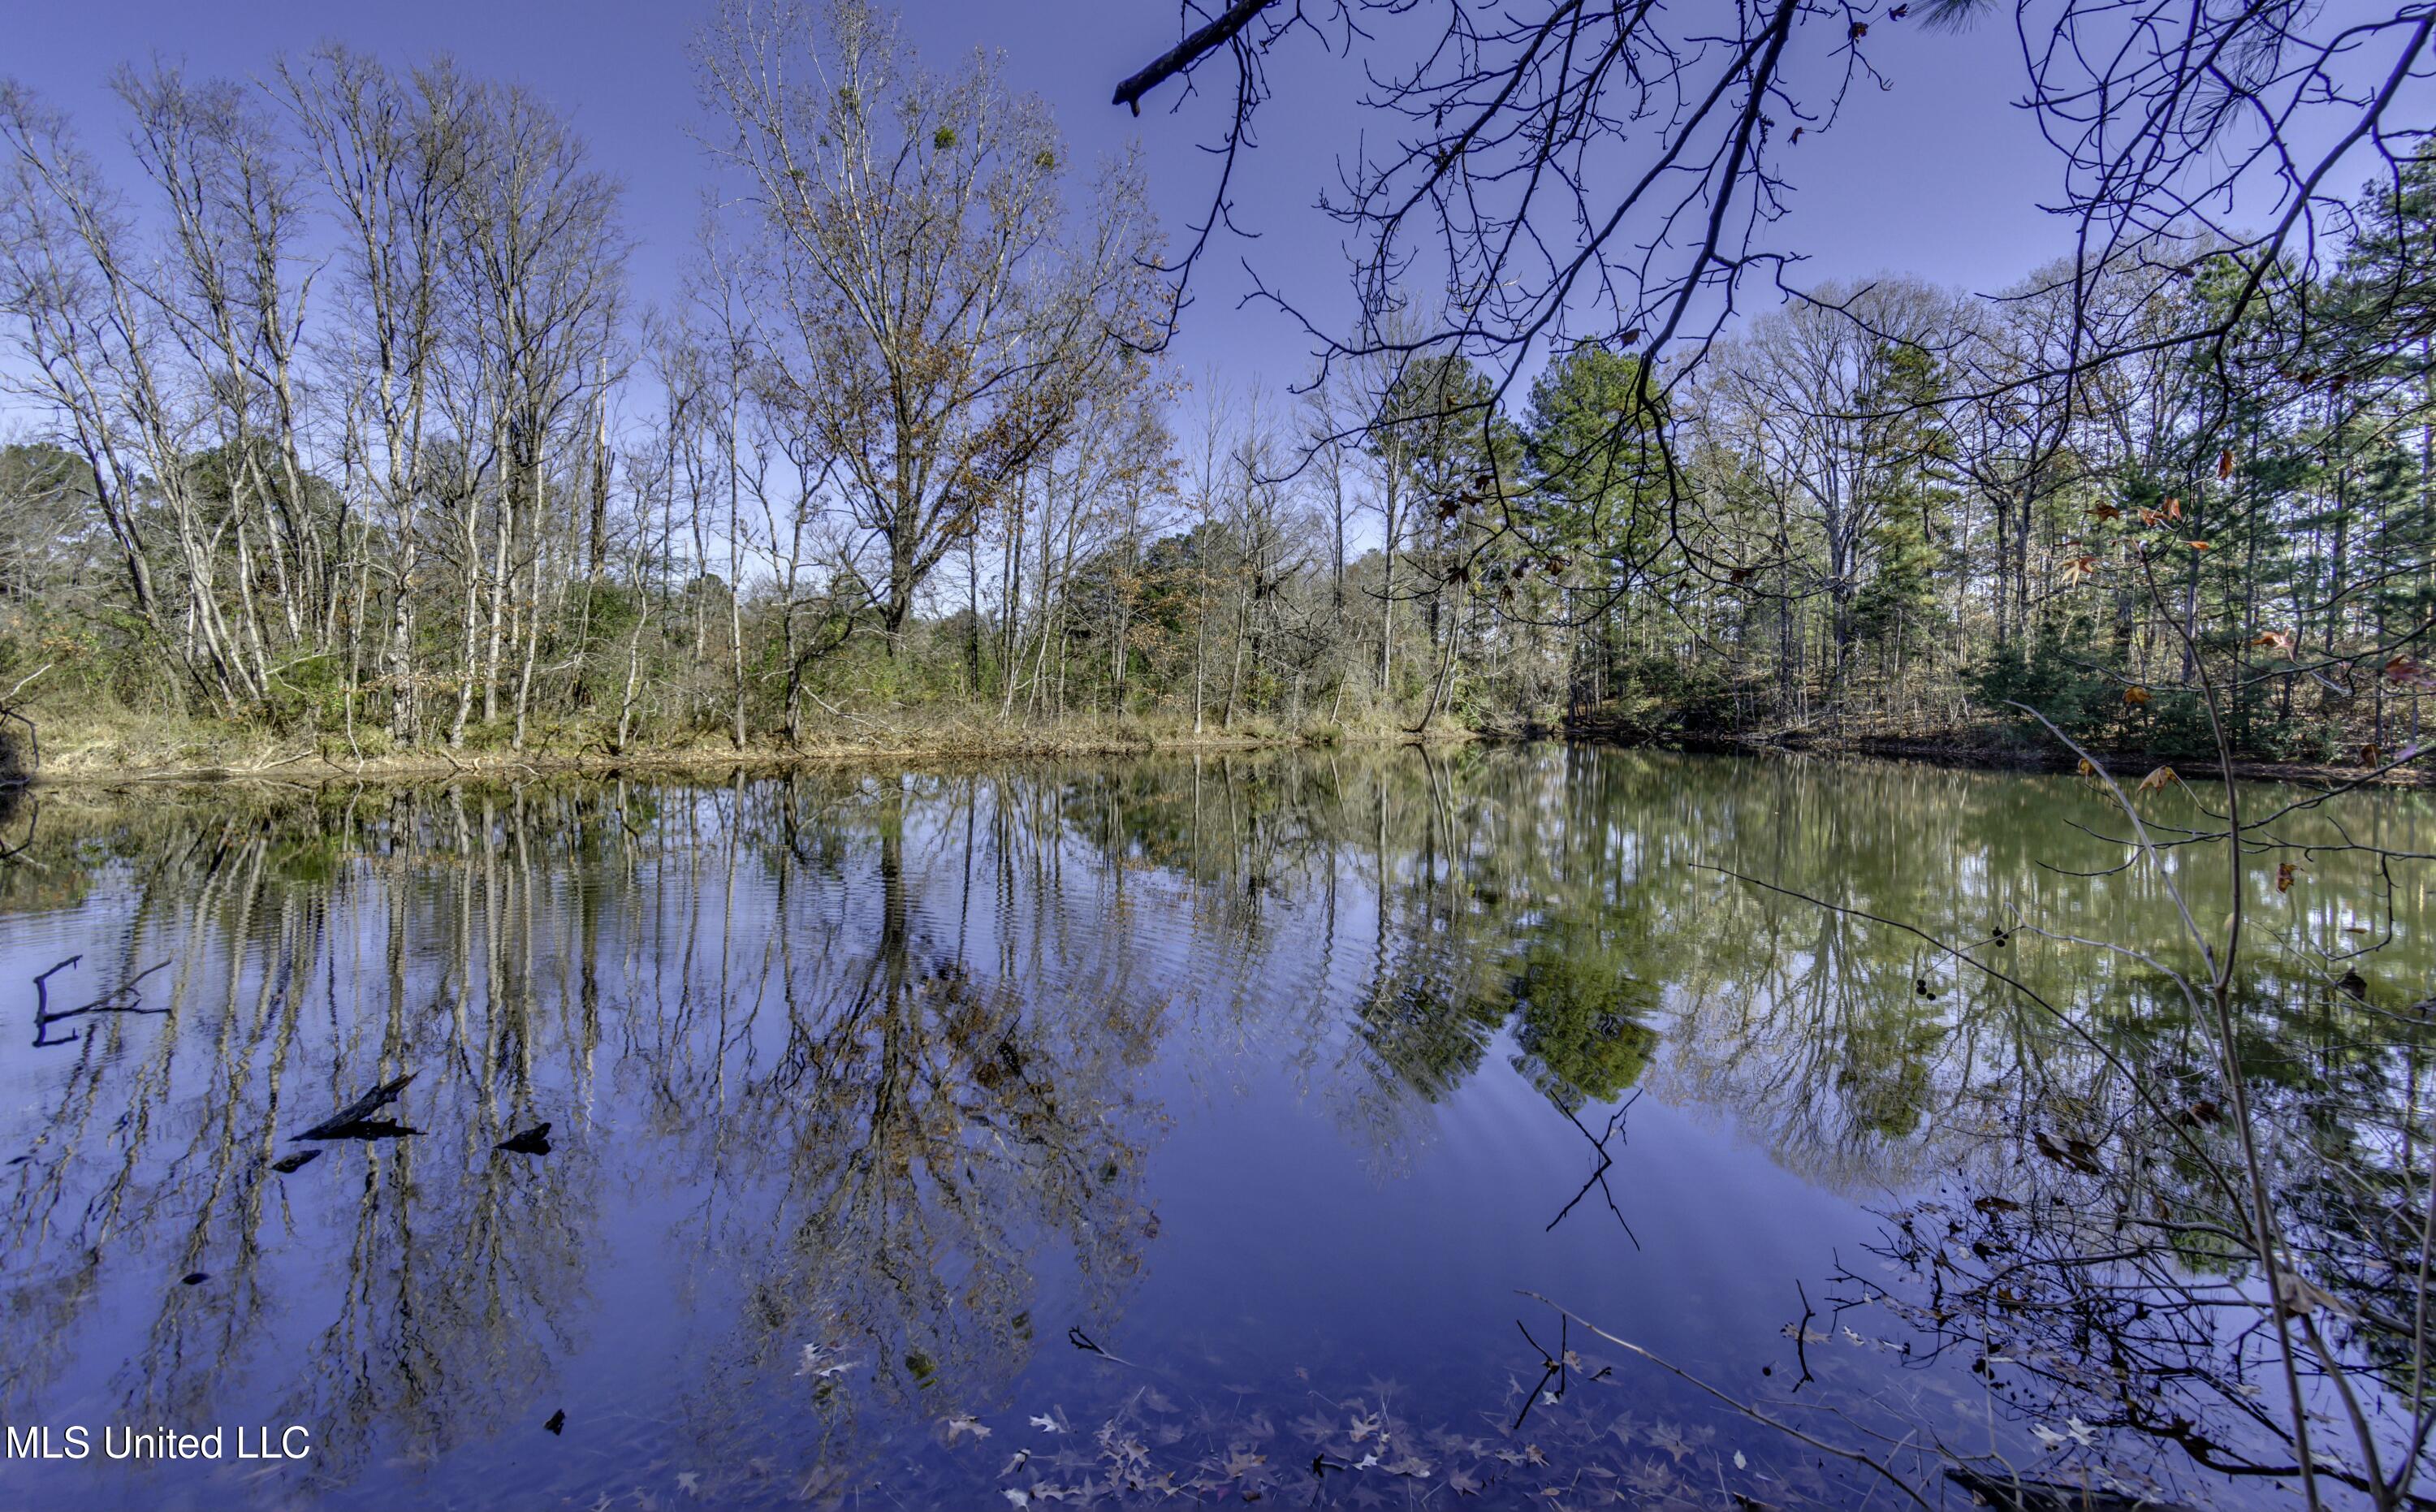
[0,747,2425,1510]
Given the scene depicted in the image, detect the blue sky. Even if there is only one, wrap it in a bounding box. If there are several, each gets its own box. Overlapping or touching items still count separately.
[8,0,2082,396]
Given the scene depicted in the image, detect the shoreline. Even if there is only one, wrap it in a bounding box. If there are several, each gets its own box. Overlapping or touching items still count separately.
[1634,728,2436,788]
[10,727,1460,789]
[9,721,2429,792]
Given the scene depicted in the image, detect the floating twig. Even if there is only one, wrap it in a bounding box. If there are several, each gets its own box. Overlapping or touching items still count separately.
[32,957,170,1048]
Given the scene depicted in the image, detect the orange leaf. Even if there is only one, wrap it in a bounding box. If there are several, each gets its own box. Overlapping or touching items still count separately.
[2075,757,2096,776]
[2184,539,2211,551]
[2218,449,2234,479]
[2276,861,2300,892]
[2137,765,2178,793]
[2088,503,2123,521]
[2165,497,2182,521]
[2123,685,2152,706]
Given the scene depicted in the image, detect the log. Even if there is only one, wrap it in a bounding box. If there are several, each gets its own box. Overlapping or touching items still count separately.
[293,1074,416,1141]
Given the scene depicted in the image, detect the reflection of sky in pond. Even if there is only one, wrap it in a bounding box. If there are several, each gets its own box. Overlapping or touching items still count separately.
[0,749,2427,1510]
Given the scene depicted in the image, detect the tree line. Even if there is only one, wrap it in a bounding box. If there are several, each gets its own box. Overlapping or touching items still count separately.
[2,0,2432,764]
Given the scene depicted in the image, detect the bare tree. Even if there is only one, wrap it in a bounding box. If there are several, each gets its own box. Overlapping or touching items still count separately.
[278,47,473,743]
[699,0,1167,656]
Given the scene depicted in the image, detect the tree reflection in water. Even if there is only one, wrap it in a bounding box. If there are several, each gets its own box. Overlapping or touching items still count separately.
[0,748,2426,1509]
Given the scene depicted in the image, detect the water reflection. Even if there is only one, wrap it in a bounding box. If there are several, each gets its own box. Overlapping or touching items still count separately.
[0,749,2428,1509]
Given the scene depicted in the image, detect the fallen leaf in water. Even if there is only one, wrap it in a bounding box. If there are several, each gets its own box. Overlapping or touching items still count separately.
[796,1342,858,1380]
[1029,1412,1063,1433]
[2034,1130,2103,1175]
[270,1151,319,1174]
[946,1415,991,1443]
[180,1272,208,1285]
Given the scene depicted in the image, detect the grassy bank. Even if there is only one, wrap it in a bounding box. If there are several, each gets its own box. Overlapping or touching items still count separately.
[15,701,2421,791]
[9,702,1474,786]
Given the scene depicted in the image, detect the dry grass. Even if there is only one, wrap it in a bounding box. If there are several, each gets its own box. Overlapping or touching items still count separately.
[17,702,1471,787]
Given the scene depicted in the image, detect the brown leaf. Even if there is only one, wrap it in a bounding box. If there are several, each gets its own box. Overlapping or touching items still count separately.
[2218,449,2233,478]
[2136,764,2177,793]
[2385,655,2434,688]
[2123,685,2152,706]
[2034,1130,2103,1175]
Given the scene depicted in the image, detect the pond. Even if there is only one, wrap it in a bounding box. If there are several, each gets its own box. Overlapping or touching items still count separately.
[0,747,2427,1510]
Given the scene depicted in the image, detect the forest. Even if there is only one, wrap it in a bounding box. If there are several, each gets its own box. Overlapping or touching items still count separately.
[1,0,2432,774]
[7,7,2436,1510]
